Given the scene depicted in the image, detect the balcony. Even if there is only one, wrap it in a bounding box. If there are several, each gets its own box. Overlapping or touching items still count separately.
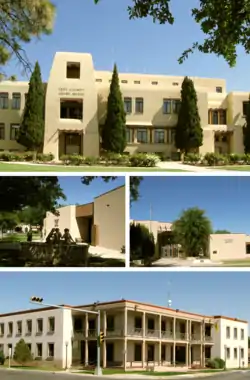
[161,330,174,340]
[127,328,143,337]
[204,336,213,343]
[73,330,85,340]
[146,329,159,338]
[106,329,123,337]
[175,332,188,341]
[88,329,97,338]
[191,334,201,343]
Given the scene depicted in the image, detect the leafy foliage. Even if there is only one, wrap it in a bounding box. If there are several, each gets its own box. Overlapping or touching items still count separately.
[102,64,126,153]
[0,350,5,365]
[17,62,45,151]
[13,339,33,365]
[213,230,231,234]
[172,207,212,257]
[243,95,250,153]
[175,77,203,154]
[94,0,250,67]
[0,212,20,231]
[130,222,155,265]
[0,0,55,76]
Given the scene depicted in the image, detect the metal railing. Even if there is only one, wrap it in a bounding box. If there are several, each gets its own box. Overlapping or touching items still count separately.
[175,332,188,341]
[127,328,143,337]
[161,330,174,339]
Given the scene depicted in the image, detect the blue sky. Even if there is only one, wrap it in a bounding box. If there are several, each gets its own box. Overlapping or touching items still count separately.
[0,272,249,328]
[5,0,250,91]
[58,176,124,205]
[131,176,250,234]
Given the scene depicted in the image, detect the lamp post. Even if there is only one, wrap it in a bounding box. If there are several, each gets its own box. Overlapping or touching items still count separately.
[29,296,102,376]
[65,341,68,370]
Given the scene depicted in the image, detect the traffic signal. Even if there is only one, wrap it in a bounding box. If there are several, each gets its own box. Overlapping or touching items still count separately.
[99,331,104,343]
[30,296,43,303]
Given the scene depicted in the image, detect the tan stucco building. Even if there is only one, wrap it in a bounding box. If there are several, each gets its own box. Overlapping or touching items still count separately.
[131,220,250,262]
[44,185,125,251]
[0,52,249,159]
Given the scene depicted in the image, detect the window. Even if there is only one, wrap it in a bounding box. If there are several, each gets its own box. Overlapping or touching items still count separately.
[0,93,9,109]
[36,343,42,357]
[163,99,171,114]
[48,343,54,358]
[137,129,147,143]
[241,348,244,358]
[172,82,179,86]
[234,348,237,359]
[66,62,80,79]
[208,109,227,125]
[152,81,158,85]
[147,318,155,330]
[226,347,230,359]
[26,320,32,335]
[135,97,144,114]
[10,124,20,140]
[234,328,237,339]
[134,81,140,84]
[172,99,181,114]
[17,321,22,335]
[12,92,21,109]
[48,317,55,333]
[246,244,250,254]
[8,322,13,336]
[0,124,5,140]
[161,345,166,361]
[37,319,43,334]
[243,101,249,116]
[88,319,96,330]
[226,326,230,339]
[107,316,115,331]
[121,80,128,84]
[216,86,223,93]
[161,320,166,332]
[60,99,83,120]
[124,97,132,114]
[95,79,102,82]
[0,323,4,336]
[241,329,244,340]
[154,129,165,143]
[126,128,133,143]
[134,317,142,329]
[134,343,142,361]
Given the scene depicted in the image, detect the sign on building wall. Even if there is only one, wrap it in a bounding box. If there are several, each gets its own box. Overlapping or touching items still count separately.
[224,239,233,243]
[54,219,59,227]
[58,87,85,96]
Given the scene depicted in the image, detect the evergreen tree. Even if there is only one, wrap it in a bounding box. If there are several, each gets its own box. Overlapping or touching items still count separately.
[175,76,203,156]
[17,62,45,153]
[102,64,126,153]
[243,95,250,153]
[13,339,32,365]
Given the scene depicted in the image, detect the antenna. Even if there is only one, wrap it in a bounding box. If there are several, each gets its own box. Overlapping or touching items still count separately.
[149,203,152,233]
[167,280,172,308]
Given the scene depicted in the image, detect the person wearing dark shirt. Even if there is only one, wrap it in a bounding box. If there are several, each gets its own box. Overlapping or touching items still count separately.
[62,228,74,244]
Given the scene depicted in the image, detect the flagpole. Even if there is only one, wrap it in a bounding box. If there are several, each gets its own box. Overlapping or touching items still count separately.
[149,203,152,233]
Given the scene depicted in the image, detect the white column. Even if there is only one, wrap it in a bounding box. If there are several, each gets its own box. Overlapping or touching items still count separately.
[173,317,176,366]
[124,339,127,370]
[124,308,127,336]
[142,312,146,338]
[159,315,162,339]
[200,323,203,367]
[85,314,88,365]
[159,342,162,365]
[142,340,146,368]
[186,343,189,367]
[124,308,128,370]
[103,311,107,368]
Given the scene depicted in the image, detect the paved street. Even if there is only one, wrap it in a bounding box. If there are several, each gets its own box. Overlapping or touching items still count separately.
[0,370,250,380]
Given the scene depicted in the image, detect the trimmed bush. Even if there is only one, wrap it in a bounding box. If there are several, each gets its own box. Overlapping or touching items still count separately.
[84,156,100,166]
[37,153,54,162]
[129,153,159,167]
[203,153,228,166]
[184,153,201,164]
[207,357,225,369]
[0,350,5,365]
[13,339,33,365]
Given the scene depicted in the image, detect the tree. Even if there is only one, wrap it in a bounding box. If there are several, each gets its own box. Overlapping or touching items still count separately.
[0,212,20,233]
[0,1,55,77]
[13,339,32,365]
[0,177,66,213]
[17,62,45,153]
[172,207,212,258]
[130,222,155,266]
[81,176,143,203]
[175,77,203,156]
[102,64,126,153]
[18,205,48,230]
[95,0,250,67]
[243,95,250,153]
[214,230,231,234]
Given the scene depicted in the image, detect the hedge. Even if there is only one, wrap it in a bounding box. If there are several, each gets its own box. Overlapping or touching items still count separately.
[184,152,250,166]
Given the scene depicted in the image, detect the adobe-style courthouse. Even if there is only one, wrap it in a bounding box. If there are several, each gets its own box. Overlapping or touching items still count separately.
[0,52,248,160]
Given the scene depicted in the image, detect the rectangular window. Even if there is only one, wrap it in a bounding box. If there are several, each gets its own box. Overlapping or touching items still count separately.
[48,343,54,358]
[209,109,227,124]
[134,343,142,361]
[36,343,43,357]
[234,348,237,359]
[48,317,55,333]
[163,99,171,114]
[17,321,22,335]
[234,328,237,339]
[66,62,80,79]
[212,110,219,124]
[241,329,244,340]
[0,323,4,336]
[124,97,132,114]
[241,348,244,358]
[60,99,83,120]
[154,129,165,143]
[26,320,32,335]
[8,322,13,336]
[88,319,96,330]
[126,128,133,143]
[0,93,9,109]
[226,326,230,339]
[74,318,83,331]
[172,99,181,114]
[134,317,142,329]
[107,316,115,331]
[10,124,20,140]
[135,97,144,114]
[37,319,43,334]
[220,109,227,124]
[12,92,21,110]
[161,320,166,332]
[243,101,249,116]
[246,244,250,254]
[226,347,230,359]
[137,129,148,143]
[216,86,223,93]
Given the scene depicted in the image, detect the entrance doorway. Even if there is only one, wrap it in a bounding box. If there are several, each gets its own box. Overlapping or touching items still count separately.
[59,131,83,157]
[106,343,114,365]
[147,344,155,361]
[80,340,85,364]
[88,341,97,365]
[176,346,186,365]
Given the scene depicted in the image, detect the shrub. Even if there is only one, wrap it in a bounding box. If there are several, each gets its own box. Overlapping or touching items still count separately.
[227,153,244,165]
[130,223,155,265]
[203,153,228,166]
[183,153,201,164]
[60,155,71,165]
[129,153,159,167]
[0,350,5,365]
[84,156,100,166]
[207,357,225,369]
[37,153,54,162]
[243,154,250,164]
[214,357,225,369]
[103,152,129,166]
[13,339,33,365]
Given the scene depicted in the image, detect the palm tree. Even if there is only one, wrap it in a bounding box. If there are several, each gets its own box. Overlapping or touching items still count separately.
[172,207,212,258]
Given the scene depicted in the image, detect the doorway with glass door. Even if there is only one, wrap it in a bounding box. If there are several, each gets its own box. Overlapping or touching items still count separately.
[63,132,83,156]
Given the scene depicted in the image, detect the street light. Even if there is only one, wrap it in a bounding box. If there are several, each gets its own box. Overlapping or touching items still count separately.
[29,296,102,376]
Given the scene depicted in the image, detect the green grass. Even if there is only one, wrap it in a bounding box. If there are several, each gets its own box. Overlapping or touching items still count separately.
[0,233,40,243]
[0,163,185,172]
[215,166,250,171]
[2,365,61,371]
[222,259,250,267]
[74,368,225,376]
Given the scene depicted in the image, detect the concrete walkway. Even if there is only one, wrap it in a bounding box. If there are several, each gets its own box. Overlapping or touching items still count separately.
[152,258,223,267]
[156,161,225,172]
[88,246,125,261]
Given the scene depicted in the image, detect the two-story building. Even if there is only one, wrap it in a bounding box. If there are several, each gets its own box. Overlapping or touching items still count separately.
[0,300,248,370]
[0,52,249,159]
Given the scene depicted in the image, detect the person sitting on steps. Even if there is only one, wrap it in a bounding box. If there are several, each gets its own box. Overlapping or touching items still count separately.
[62,228,74,244]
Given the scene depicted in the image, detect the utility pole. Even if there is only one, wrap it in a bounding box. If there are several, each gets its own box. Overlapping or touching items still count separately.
[30,297,102,376]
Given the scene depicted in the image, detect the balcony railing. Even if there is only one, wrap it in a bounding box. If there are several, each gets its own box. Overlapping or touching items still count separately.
[191,334,201,342]
[127,328,143,337]
[204,335,213,343]
[106,329,123,337]
[88,329,97,338]
[175,332,188,341]
[146,329,159,338]
[73,330,85,339]
[161,330,174,340]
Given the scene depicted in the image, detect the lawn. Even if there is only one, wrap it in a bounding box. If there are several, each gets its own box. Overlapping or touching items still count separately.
[216,166,250,171]
[0,163,185,172]
[75,369,225,376]
[222,259,250,267]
